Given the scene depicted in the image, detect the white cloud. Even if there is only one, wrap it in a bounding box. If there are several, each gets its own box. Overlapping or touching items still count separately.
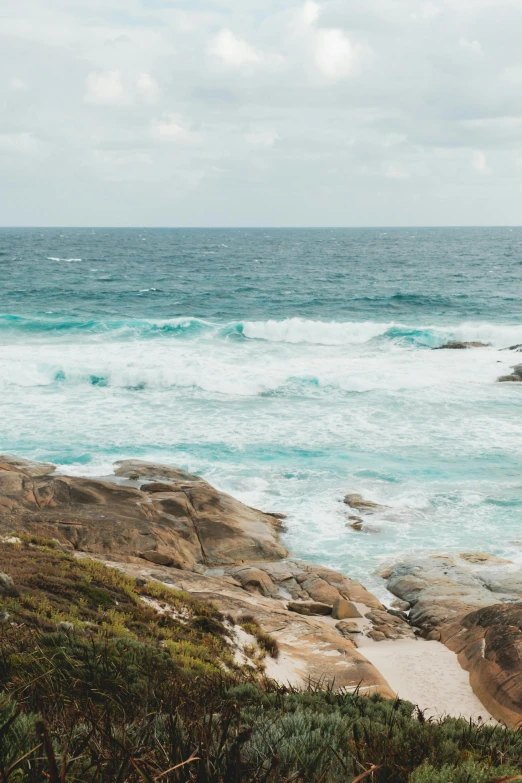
[136,73,160,105]
[150,113,196,144]
[84,70,127,106]
[472,150,490,173]
[314,29,361,80]
[384,162,410,179]
[209,29,261,68]
[246,130,279,147]
[459,38,482,54]
[0,132,38,156]
[303,1,320,26]
[8,77,28,90]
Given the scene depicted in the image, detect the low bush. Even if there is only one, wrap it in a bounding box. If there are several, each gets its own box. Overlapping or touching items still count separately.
[0,540,521,782]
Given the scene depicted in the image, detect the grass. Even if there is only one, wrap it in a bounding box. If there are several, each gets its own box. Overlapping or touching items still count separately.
[0,539,522,782]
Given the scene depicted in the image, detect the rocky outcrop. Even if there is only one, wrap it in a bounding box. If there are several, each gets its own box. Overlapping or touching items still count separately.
[497,364,522,383]
[0,457,288,569]
[83,554,396,698]
[434,342,489,350]
[383,554,522,726]
[344,494,385,513]
[442,604,522,729]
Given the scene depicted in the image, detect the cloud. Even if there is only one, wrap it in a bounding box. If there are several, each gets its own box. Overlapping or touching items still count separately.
[246,130,279,147]
[208,29,262,68]
[472,150,490,174]
[314,29,363,80]
[459,38,482,54]
[384,162,410,179]
[3,0,522,225]
[150,113,197,144]
[0,132,38,156]
[8,77,28,90]
[136,73,160,104]
[84,70,127,106]
[302,1,320,26]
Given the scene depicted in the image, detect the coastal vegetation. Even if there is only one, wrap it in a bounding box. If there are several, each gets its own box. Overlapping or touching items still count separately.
[0,539,522,782]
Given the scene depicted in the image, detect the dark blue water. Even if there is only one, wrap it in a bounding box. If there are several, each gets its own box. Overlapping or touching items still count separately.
[1,227,522,322]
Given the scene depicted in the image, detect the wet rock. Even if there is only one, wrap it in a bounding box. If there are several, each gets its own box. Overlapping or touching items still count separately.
[497,375,522,383]
[435,341,489,350]
[344,493,385,513]
[512,364,522,377]
[114,459,204,484]
[504,344,522,352]
[287,601,332,616]
[332,597,361,620]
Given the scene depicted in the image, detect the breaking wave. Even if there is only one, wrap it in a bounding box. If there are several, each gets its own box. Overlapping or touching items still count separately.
[1,313,522,349]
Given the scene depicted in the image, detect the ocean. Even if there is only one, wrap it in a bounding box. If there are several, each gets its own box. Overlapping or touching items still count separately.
[1,226,522,597]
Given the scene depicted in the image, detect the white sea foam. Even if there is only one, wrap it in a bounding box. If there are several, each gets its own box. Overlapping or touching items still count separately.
[242,318,393,344]
[46,257,82,262]
[3,318,522,594]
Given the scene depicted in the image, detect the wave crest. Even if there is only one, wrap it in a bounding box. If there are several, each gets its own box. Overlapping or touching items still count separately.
[1,313,522,348]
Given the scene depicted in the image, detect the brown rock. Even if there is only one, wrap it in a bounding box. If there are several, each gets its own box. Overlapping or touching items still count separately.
[140,482,178,493]
[0,455,56,477]
[336,620,361,636]
[0,455,288,570]
[114,459,203,483]
[435,341,489,350]
[344,493,384,513]
[442,603,522,728]
[460,552,512,565]
[287,601,332,616]
[229,566,279,598]
[297,574,340,605]
[140,551,177,567]
[368,630,386,641]
[497,375,522,383]
[332,597,361,620]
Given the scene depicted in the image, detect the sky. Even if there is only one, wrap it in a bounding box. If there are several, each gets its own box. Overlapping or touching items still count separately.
[1,0,522,227]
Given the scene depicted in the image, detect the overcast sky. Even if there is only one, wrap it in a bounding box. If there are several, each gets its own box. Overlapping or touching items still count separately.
[1,0,522,227]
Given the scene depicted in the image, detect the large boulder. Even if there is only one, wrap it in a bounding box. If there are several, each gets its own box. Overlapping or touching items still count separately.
[0,456,288,569]
[442,604,522,728]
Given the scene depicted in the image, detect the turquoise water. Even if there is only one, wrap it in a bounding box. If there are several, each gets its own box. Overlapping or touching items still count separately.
[1,227,522,595]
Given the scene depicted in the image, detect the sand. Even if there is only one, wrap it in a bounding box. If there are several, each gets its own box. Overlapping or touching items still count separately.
[360,637,495,722]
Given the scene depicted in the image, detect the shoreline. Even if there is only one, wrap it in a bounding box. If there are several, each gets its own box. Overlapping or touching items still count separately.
[1,454,516,725]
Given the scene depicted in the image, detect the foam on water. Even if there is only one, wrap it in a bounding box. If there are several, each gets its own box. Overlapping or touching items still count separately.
[2,227,522,595]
